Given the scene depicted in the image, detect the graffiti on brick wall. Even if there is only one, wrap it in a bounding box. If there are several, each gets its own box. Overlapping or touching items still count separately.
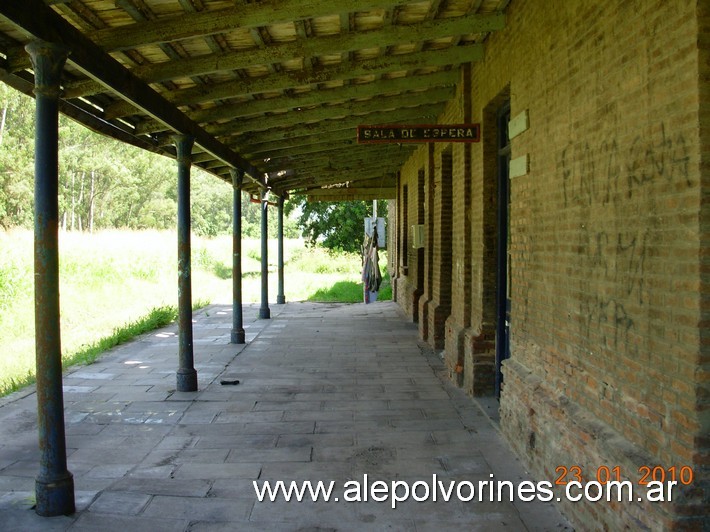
[581,294,636,353]
[558,122,691,354]
[577,227,648,354]
[580,228,648,305]
[561,123,691,208]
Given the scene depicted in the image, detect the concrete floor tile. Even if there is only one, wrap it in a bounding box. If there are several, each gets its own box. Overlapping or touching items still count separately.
[225,447,312,463]
[252,400,321,412]
[172,462,261,480]
[241,421,315,435]
[109,477,212,497]
[213,410,284,423]
[193,434,278,449]
[0,509,75,531]
[249,497,359,528]
[143,494,253,522]
[88,490,152,515]
[85,464,134,479]
[127,463,178,479]
[282,410,353,422]
[140,448,230,466]
[70,512,188,532]
[0,302,569,532]
[276,433,355,448]
[258,461,352,480]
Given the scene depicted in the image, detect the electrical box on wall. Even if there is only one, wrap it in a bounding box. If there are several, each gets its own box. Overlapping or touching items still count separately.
[411,224,425,248]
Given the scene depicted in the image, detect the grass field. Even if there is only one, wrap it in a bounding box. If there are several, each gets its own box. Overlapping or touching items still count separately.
[0,229,390,396]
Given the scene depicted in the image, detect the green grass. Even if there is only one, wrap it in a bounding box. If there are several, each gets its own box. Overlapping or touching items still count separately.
[309,270,392,303]
[309,281,363,302]
[0,305,180,396]
[0,229,391,397]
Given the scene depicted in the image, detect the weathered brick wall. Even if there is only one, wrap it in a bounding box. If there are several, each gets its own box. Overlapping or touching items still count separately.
[387,198,397,301]
[492,0,703,528]
[424,99,462,349]
[394,0,706,528]
[694,0,710,522]
[396,149,428,320]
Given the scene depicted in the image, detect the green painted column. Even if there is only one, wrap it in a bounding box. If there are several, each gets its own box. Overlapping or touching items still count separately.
[258,188,271,319]
[276,195,285,305]
[230,168,246,343]
[26,40,75,517]
[174,134,198,392]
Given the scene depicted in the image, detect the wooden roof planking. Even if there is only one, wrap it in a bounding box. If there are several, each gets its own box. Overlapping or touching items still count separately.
[0,0,506,198]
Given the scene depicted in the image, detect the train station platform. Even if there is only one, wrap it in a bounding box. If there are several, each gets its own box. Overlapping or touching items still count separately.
[0,301,569,531]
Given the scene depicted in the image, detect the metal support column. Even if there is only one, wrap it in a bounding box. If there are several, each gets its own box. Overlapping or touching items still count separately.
[26,40,75,517]
[230,168,246,343]
[174,134,198,392]
[258,188,271,319]
[276,196,285,305]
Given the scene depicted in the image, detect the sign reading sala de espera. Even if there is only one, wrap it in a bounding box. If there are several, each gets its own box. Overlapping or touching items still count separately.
[357,124,480,144]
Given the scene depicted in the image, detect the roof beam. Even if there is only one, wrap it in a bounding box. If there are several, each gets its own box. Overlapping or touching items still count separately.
[326,175,398,189]
[206,86,454,137]
[241,129,358,157]
[277,174,398,195]
[90,0,429,52]
[275,160,409,187]
[276,173,397,192]
[0,65,163,156]
[271,153,413,180]
[93,12,504,87]
[134,70,458,135]
[271,156,414,185]
[277,155,412,176]
[103,44,481,118]
[0,0,266,186]
[245,138,357,161]
[265,143,412,166]
[229,104,446,147]
[307,188,397,201]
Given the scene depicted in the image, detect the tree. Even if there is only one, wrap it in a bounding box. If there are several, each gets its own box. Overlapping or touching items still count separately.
[0,87,35,228]
[286,195,386,253]
[0,81,302,237]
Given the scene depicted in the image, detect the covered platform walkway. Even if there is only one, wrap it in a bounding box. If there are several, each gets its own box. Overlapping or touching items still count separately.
[0,301,567,531]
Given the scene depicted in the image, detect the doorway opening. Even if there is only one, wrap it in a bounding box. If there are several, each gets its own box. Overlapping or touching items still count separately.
[413,167,425,322]
[494,101,511,397]
[434,147,454,348]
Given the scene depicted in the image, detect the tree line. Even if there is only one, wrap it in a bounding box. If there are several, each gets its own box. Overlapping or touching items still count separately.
[1,82,387,252]
[0,83,300,238]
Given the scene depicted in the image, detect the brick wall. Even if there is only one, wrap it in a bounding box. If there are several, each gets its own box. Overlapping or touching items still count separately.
[396,149,428,320]
[393,0,707,528]
[694,0,710,523]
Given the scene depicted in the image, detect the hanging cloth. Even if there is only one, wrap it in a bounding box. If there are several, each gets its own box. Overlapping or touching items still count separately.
[361,225,382,303]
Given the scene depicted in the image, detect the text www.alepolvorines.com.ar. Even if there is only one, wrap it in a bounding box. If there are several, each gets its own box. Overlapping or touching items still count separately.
[253,474,679,508]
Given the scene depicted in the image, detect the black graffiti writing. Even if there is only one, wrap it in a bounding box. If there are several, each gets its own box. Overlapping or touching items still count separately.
[616,230,647,305]
[577,227,648,351]
[581,295,636,354]
[561,123,691,207]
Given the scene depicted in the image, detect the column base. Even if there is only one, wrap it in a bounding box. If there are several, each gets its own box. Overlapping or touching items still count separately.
[35,471,75,516]
[176,368,198,392]
[259,307,271,319]
[276,295,286,304]
[230,329,246,344]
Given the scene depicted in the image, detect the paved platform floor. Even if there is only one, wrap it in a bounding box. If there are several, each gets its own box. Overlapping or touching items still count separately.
[0,301,571,531]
